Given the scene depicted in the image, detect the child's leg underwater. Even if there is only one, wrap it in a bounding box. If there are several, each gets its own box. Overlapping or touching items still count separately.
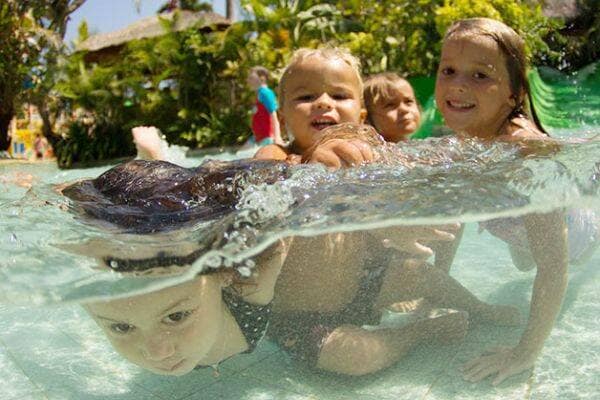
[375,258,521,326]
[316,310,468,376]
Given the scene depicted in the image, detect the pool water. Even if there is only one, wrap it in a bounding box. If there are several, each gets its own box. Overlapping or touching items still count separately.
[0,134,599,399]
[0,223,597,400]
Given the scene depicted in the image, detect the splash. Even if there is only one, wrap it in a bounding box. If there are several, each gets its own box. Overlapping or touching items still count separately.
[0,135,599,305]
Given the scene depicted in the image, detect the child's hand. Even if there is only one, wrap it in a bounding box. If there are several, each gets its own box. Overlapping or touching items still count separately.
[462,345,538,385]
[306,138,376,169]
[371,224,460,257]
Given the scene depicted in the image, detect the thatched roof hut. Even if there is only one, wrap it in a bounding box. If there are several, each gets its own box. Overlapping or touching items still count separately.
[77,10,230,62]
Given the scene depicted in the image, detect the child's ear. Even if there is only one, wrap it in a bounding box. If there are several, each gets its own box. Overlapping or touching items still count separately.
[359,108,367,124]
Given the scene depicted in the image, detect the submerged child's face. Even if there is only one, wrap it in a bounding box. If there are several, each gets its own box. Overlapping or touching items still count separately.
[280,56,366,151]
[435,35,515,138]
[370,80,421,142]
[85,275,226,376]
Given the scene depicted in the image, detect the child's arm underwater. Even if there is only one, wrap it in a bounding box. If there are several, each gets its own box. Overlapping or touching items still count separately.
[369,224,461,259]
[462,210,568,385]
[236,238,291,305]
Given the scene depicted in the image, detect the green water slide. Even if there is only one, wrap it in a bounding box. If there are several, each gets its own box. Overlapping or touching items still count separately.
[408,61,600,138]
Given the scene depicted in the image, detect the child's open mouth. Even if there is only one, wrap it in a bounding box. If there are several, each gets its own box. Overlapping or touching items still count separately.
[446,100,475,111]
[311,118,337,130]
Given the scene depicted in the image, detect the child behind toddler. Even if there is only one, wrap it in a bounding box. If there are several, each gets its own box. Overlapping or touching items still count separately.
[363,72,422,142]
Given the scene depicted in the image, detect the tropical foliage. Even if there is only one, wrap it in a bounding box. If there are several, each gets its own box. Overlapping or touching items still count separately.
[237,0,563,77]
[8,0,598,166]
[53,12,249,167]
[0,0,86,151]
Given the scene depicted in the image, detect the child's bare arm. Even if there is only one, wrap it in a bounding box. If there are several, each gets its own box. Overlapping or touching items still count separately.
[317,311,468,375]
[253,144,290,161]
[271,112,284,145]
[237,238,291,305]
[369,224,459,258]
[463,210,568,385]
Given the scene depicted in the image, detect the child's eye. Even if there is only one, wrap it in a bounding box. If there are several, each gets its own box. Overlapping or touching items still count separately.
[384,102,398,108]
[295,94,314,101]
[162,310,194,325]
[473,72,488,80]
[332,93,350,100]
[405,99,414,105]
[110,323,135,334]
[441,67,454,75]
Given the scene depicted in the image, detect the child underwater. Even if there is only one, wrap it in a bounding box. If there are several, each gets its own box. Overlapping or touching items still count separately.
[95,47,528,378]
[63,123,521,378]
[62,158,291,376]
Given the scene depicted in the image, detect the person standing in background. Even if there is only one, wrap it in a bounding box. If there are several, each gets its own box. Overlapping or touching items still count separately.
[247,66,284,146]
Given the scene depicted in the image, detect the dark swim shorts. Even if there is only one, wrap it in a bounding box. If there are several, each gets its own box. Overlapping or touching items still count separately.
[267,248,397,367]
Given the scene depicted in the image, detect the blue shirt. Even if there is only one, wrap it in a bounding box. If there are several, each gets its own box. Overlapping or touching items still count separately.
[258,86,278,113]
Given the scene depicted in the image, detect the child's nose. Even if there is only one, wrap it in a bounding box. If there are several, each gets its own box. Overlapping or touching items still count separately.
[314,94,334,110]
[449,75,468,92]
[141,335,175,361]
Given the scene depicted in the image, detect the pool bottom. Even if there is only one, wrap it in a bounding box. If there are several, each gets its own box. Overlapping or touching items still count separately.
[0,223,598,400]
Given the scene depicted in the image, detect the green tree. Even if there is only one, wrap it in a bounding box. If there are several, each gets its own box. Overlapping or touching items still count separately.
[226,0,235,20]
[0,0,86,151]
[236,0,561,78]
[435,0,563,66]
[54,11,247,167]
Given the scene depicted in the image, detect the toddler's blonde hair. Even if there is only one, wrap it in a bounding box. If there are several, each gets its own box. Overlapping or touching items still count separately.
[278,47,364,107]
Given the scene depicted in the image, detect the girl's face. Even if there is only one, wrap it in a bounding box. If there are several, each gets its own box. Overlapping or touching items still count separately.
[246,72,263,90]
[370,80,421,142]
[86,275,226,376]
[280,57,366,152]
[435,35,515,138]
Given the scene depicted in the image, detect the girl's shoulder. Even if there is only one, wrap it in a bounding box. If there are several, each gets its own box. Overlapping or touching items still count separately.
[253,144,290,161]
[500,117,546,141]
[254,144,302,164]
